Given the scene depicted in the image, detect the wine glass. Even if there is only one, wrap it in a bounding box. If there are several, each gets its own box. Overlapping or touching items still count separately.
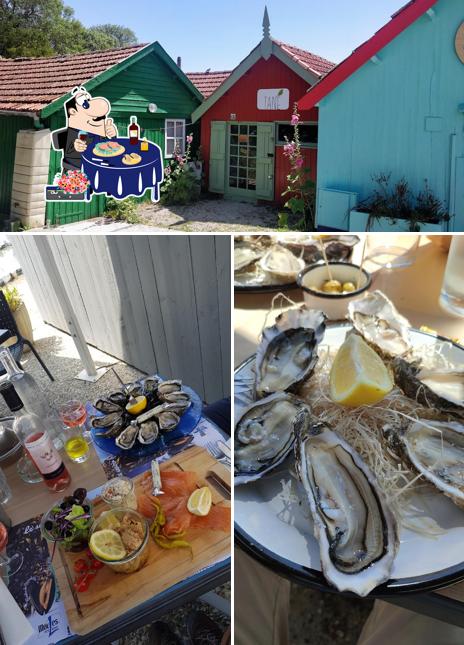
[0,522,23,580]
[60,400,91,440]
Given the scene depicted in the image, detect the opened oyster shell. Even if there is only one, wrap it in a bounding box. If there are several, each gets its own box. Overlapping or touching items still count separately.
[115,424,139,450]
[394,419,464,509]
[158,411,180,431]
[235,392,311,485]
[348,291,411,358]
[258,246,305,281]
[234,243,264,273]
[255,306,326,398]
[295,421,399,596]
[138,420,159,445]
[393,359,464,419]
[158,380,182,396]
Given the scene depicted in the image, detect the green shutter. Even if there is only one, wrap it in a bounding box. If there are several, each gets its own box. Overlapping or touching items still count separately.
[209,121,226,193]
[256,123,274,200]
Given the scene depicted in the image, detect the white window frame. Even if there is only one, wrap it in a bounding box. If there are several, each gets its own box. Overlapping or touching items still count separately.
[165,119,186,158]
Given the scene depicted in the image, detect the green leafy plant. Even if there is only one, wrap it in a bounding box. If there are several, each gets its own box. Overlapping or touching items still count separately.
[359,174,449,232]
[161,135,200,206]
[280,104,316,231]
[105,197,140,224]
[2,286,23,312]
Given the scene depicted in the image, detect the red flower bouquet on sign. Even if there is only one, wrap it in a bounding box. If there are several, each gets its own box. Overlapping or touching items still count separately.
[57,171,90,195]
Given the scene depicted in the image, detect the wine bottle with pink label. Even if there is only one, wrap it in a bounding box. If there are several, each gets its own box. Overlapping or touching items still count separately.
[0,384,71,493]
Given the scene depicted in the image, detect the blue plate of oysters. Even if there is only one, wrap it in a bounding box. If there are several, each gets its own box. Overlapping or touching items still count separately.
[89,375,202,458]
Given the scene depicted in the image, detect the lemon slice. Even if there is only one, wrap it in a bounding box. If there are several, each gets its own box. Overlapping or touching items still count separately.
[330,334,393,407]
[97,511,121,531]
[126,395,147,415]
[89,529,127,561]
[187,486,212,517]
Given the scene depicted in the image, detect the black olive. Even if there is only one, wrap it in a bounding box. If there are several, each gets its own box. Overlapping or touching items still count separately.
[82,505,90,513]
[73,488,87,502]
[65,530,73,538]
[60,502,68,509]
[44,520,53,531]
[63,496,74,505]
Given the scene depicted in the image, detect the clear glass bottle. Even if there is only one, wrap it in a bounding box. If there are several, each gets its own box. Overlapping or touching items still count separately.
[0,347,64,449]
[0,384,71,493]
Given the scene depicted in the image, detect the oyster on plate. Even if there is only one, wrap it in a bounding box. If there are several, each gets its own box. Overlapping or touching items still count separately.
[394,419,464,508]
[94,398,123,414]
[158,411,180,431]
[115,424,139,450]
[162,391,191,405]
[295,421,399,597]
[255,306,326,398]
[393,359,464,419]
[157,380,182,396]
[234,243,264,273]
[138,420,159,444]
[235,392,311,485]
[258,245,306,281]
[348,291,412,358]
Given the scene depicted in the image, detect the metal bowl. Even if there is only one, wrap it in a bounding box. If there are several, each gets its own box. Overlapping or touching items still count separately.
[0,416,21,465]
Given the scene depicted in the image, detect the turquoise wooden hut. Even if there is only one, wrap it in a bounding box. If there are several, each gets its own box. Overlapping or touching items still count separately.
[298,0,464,232]
[0,43,202,227]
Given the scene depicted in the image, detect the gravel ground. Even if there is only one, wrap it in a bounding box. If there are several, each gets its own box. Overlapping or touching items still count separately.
[289,585,373,645]
[4,272,230,643]
[137,198,279,232]
[39,198,280,233]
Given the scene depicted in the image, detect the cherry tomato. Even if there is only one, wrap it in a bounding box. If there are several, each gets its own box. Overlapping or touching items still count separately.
[73,559,88,573]
[91,559,104,570]
[73,575,89,593]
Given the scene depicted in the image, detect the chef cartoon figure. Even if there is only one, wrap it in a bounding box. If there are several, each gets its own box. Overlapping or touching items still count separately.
[51,86,119,173]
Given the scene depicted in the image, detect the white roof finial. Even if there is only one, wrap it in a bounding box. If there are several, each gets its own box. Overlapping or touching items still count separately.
[263,6,270,40]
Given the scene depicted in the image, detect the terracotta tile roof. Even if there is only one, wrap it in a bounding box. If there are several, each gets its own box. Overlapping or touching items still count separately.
[186,71,232,98]
[0,44,148,113]
[273,40,336,77]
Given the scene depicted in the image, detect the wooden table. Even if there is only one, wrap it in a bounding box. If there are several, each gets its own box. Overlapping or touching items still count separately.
[3,435,230,643]
[235,234,464,626]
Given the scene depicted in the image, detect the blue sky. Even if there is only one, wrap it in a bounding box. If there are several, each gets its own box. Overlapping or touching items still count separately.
[67,0,404,71]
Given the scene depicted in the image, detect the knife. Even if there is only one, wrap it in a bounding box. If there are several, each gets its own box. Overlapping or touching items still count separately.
[217,441,231,461]
[60,551,83,618]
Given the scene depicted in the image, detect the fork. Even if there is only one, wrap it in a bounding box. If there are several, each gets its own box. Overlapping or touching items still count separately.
[206,441,231,466]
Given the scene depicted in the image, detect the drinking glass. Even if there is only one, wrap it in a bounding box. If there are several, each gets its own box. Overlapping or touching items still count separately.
[17,450,43,484]
[59,401,90,463]
[440,236,464,317]
[0,522,23,581]
[0,468,11,505]
[365,234,420,269]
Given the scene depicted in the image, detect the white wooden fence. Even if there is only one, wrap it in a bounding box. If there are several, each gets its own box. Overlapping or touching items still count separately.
[11,235,231,403]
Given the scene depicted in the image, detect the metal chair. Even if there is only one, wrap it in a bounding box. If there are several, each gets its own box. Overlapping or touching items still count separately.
[0,291,54,381]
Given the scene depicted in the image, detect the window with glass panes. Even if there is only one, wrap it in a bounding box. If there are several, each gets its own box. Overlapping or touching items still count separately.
[229,124,257,191]
[165,119,186,157]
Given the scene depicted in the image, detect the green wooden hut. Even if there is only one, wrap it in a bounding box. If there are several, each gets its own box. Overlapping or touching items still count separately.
[0,43,202,227]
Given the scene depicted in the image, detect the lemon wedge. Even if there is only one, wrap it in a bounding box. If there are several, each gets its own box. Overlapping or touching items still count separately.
[126,395,147,415]
[329,334,393,407]
[187,486,212,517]
[97,511,121,531]
[89,529,126,561]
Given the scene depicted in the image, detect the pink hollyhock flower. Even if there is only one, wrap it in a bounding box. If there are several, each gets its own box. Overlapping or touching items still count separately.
[186,134,193,144]
[283,142,296,157]
[295,157,304,168]
[165,166,171,176]
[291,113,300,126]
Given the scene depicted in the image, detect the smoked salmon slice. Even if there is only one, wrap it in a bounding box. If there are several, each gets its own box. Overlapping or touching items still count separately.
[137,469,229,534]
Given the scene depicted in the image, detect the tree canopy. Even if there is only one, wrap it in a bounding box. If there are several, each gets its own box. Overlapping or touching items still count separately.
[0,0,138,58]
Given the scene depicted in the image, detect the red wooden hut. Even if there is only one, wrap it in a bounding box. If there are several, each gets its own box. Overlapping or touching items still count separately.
[190,9,334,205]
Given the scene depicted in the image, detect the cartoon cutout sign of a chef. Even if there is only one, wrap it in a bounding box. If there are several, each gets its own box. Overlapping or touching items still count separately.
[48,85,164,203]
[51,86,118,172]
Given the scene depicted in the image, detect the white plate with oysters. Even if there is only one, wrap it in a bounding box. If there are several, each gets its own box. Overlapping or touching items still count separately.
[234,291,464,596]
[234,235,360,292]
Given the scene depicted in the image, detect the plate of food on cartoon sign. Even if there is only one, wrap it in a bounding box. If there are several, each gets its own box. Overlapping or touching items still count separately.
[234,235,360,293]
[234,291,464,597]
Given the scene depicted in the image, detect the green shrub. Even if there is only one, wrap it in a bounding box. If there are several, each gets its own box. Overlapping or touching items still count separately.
[105,198,140,224]
[160,135,200,206]
[2,286,23,312]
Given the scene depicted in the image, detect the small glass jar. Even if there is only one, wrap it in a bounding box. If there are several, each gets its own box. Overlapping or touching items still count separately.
[90,508,149,574]
[101,477,137,510]
[41,498,93,552]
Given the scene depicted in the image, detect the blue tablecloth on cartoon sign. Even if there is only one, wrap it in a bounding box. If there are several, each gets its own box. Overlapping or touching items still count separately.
[81,137,163,201]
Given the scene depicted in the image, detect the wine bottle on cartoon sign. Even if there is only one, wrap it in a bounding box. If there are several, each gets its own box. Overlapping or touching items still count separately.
[128,116,140,145]
[0,384,71,493]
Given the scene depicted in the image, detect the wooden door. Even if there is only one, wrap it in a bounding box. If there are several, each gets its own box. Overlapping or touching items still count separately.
[256,123,274,200]
[209,121,226,193]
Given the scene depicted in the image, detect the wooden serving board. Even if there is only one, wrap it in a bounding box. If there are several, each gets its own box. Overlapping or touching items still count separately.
[52,447,231,635]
